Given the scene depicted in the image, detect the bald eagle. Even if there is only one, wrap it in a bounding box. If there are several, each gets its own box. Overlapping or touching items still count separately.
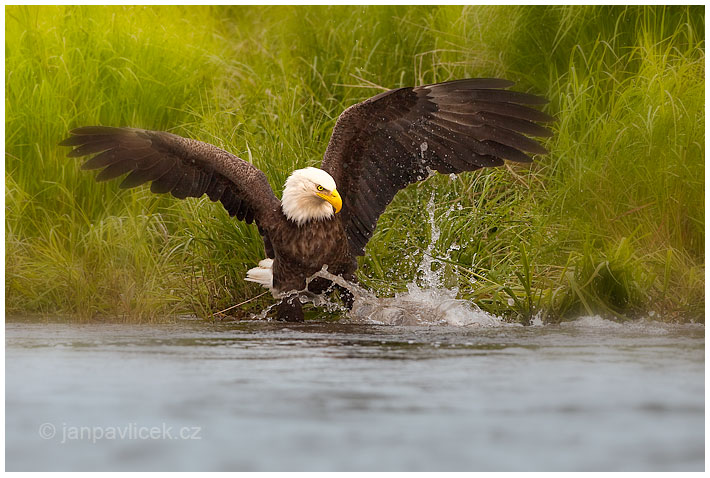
[61,78,552,321]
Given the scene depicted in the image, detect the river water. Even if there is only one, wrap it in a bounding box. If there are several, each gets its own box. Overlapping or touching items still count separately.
[5,316,704,471]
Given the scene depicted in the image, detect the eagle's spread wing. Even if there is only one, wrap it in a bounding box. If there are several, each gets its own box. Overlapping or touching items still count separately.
[61,126,280,231]
[321,78,554,256]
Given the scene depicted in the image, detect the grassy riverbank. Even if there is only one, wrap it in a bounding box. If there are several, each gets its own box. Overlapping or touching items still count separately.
[6,5,704,322]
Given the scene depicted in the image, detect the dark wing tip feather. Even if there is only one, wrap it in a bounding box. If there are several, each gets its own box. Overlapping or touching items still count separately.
[503,92,549,105]
[65,148,86,158]
[531,110,555,123]
[58,136,80,146]
[423,78,516,90]
[66,142,115,158]
[69,126,126,135]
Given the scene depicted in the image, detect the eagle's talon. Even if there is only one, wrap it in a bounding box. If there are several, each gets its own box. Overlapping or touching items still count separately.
[276,297,305,322]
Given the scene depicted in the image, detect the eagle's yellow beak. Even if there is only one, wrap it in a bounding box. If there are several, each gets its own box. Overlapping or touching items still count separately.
[317,189,342,214]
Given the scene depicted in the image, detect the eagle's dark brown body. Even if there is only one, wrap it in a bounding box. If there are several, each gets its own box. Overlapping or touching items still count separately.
[265,215,356,321]
[61,78,553,321]
[268,214,356,290]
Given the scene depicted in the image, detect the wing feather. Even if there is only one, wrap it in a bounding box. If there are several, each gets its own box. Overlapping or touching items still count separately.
[80,149,123,170]
[321,78,552,256]
[150,167,182,194]
[62,126,280,228]
[118,154,168,189]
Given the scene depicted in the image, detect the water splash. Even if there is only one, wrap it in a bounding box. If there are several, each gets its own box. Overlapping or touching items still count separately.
[251,302,278,321]
[311,192,507,327]
[418,192,441,289]
[307,267,499,327]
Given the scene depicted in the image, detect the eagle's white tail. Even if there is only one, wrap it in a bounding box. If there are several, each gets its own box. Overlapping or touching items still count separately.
[245,258,274,289]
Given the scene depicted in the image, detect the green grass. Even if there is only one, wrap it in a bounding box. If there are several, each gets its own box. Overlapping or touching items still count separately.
[5,5,704,322]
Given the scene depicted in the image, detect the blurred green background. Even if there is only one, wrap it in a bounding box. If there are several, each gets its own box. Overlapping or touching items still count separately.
[5,5,704,322]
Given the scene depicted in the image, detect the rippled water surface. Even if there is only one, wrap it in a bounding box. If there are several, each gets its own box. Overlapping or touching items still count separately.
[5,316,704,471]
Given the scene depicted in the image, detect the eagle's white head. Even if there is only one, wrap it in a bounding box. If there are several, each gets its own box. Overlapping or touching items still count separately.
[281,167,342,225]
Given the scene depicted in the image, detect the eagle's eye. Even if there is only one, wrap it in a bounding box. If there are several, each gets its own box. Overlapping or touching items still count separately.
[316,185,325,191]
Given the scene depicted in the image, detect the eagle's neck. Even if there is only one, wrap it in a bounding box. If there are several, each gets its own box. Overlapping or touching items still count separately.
[281,176,335,226]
